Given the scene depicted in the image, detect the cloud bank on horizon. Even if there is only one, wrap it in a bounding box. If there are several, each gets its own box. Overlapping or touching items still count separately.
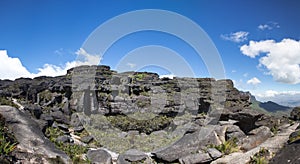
[255,90,300,107]
[0,48,101,80]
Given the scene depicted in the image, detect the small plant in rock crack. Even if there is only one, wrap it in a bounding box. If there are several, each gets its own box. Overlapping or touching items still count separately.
[248,147,270,164]
[0,115,18,157]
[270,125,279,135]
[212,137,239,155]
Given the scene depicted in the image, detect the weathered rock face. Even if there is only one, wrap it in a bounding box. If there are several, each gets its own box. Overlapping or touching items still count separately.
[117,149,151,164]
[290,106,300,120]
[86,149,112,164]
[0,106,71,163]
[153,126,222,162]
[241,126,272,151]
[0,65,251,133]
[0,65,264,163]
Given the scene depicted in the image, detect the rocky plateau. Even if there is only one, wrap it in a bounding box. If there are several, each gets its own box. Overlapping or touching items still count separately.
[0,65,299,164]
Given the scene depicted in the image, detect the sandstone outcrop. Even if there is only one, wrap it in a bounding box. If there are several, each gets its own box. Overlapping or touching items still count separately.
[0,65,293,163]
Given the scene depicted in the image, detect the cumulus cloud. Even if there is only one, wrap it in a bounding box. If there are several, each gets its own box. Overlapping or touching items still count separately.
[0,50,32,80]
[0,48,101,80]
[258,22,280,31]
[255,90,300,107]
[240,38,300,84]
[247,77,261,85]
[221,31,249,43]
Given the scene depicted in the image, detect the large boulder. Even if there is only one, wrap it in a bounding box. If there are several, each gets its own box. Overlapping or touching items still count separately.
[270,138,300,164]
[290,106,300,120]
[220,109,263,134]
[153,126,222,162]
[241,126,272,151]
[24,104,42,119]
[179,151,212,164]
[86,149,112,164]
[0,106,71,163]
[117,149,150,164]
[288,129,300,144]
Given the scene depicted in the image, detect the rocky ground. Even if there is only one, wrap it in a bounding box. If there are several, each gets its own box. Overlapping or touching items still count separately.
[0,65,299,164]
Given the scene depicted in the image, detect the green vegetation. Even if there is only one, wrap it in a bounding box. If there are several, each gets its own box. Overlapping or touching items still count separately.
[45,127,64,142]
[249,147,270,164]
[0,114,18,160]
[0,97,18,108]
[83,113,192,153]
[38,90,53,103]
[212,138,239,155]
[289,130,300,143]
[55,142,88,162]
[107,114,172,134]
[270,125,279,135]
[134,73,147,81]
[45,127,89,163]
[250,101,269,115]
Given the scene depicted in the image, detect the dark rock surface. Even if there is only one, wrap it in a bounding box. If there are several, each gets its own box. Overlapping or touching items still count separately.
[269,141,300,164]
[153,126,221,162]
[290,106,300,120]
[0,106,71,163]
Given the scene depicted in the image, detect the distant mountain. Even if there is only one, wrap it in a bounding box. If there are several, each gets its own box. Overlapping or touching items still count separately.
[250,95,292,116]
[259,101,290,112]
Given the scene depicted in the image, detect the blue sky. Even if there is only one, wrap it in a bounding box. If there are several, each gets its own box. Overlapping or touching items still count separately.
[1,0,300,105]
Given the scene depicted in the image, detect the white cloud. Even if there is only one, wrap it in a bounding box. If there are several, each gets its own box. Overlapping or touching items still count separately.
[255,90,300,107]
[247,77,261,85]
[243,73,248,77]
[0,48,101,80]
[0,50,32,80]
[240,38,300,84]
[258,22,280,30]
[221,31,249,43]
[75,48,101,65]
[126,63,136,68]
[159,74,175,79]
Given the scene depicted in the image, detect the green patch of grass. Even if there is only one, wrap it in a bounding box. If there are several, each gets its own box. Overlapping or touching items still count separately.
[289,130,300,143]
[45,126,89,162]
[134,73,147,81]
[212,138,239,155]
[0,97,18,108]
[45,127,64,142]
[107,114,172,134]
[249,147,270,164]
[270,125,279,135]
[84,113,187,153]
[55,142,88,162]
[0,114,18,160]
